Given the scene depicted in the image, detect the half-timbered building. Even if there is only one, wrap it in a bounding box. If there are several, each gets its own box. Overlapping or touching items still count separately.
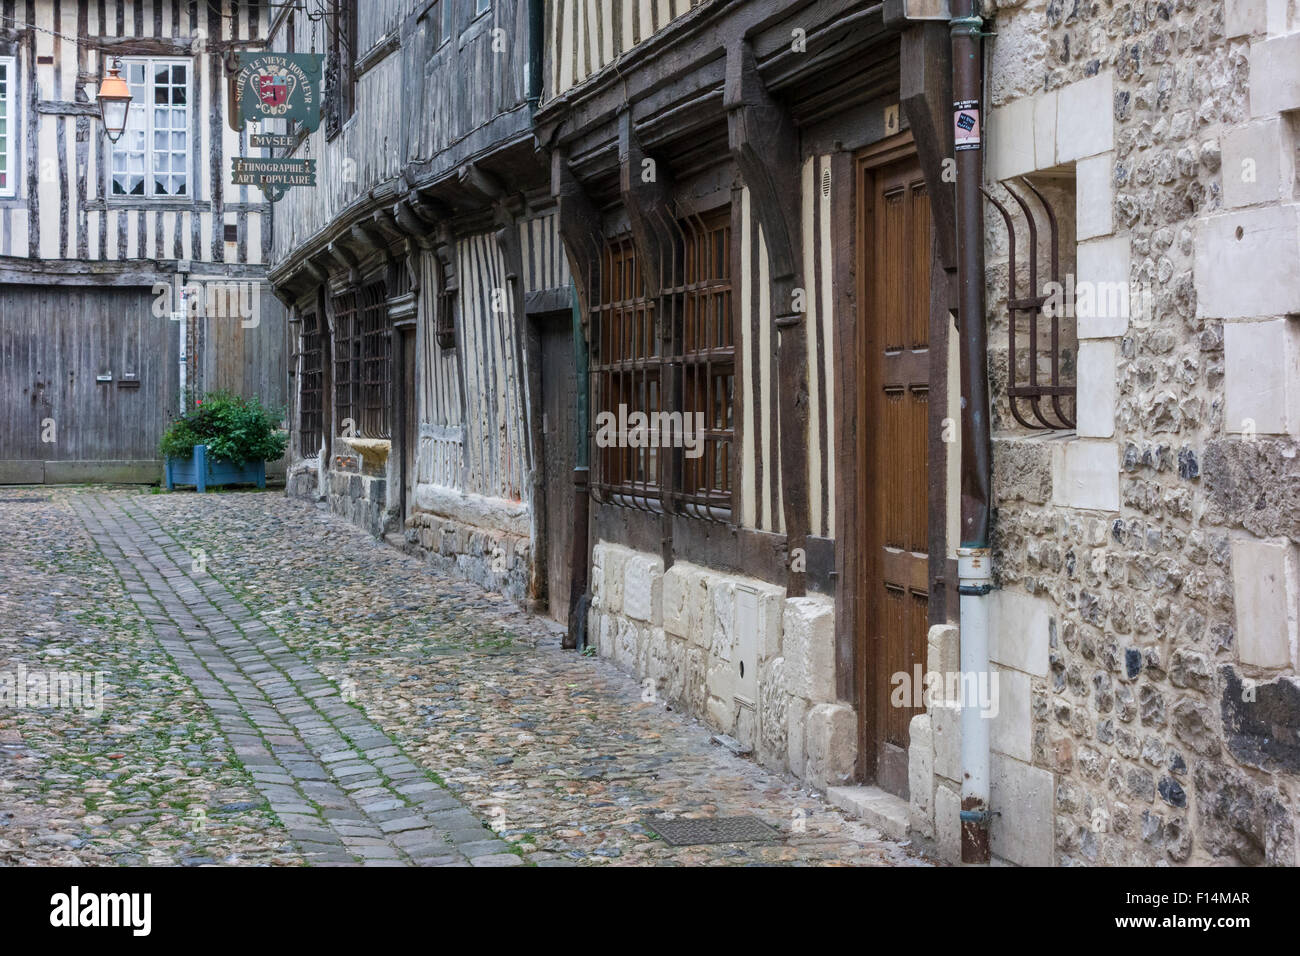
[536,0,1300,868]
[0,0,286,483]
[267,0,578,616]
[267,0,1300,867]
[534,0,963,829]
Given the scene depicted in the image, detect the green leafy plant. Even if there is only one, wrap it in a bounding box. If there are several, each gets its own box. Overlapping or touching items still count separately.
[160,391,288,464]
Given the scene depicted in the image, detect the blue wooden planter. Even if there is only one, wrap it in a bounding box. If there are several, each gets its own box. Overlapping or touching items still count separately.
[164,444,266,492]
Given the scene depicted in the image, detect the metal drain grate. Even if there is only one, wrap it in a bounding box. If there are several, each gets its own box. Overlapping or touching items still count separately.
[646,815,780,846]
[0,497,50,503]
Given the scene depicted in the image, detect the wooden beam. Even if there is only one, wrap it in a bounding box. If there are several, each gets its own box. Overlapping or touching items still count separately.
[327,241,360,284]
[458,162,506,202]
[831,150,859,705]
[86,35,261,56]
[618,110,675,299]
[725,38,809,598]
[900,22,957,273]
[35,100,98,116]
[551,149,602,323]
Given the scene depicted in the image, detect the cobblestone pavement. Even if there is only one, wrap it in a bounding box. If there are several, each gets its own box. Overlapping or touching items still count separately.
[1,486,930,867]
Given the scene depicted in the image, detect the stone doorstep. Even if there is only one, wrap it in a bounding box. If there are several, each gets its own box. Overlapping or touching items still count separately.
[825,785,909,841]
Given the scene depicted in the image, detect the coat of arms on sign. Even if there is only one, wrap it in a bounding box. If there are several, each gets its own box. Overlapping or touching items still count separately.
[257,71,293,111]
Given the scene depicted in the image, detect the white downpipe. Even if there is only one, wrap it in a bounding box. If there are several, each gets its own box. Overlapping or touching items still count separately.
[176,279,188,414]
[957,546,992,860]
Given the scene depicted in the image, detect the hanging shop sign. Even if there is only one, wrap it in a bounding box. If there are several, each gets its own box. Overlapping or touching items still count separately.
[231,157,317,202]
[227,52,324,133]
[226,52,323,201]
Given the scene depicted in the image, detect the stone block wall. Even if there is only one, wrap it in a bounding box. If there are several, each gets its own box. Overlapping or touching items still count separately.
[910,0,1300,866]
[327,469,395,538]
[589,542,856,789]
[285,458,321,501]
[399,509,530,605]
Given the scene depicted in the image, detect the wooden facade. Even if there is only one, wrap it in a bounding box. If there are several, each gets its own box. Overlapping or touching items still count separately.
[268,0,961,796]
[0,0,273,263]
[0,0,286,483]
[269,0,572,611]
[536,1,960,793]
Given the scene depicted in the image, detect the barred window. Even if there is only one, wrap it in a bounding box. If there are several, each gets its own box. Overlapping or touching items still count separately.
[327,0,358,138]
[590,207,735,515]
[674,210,734,514]
[592,236,661,503]
[332,290,358,438]
[435,257,458,350]
[299,310,324,456]
[359,281,391,439]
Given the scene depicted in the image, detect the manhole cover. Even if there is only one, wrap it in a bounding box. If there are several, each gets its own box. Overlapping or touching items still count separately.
[646,815,779,846]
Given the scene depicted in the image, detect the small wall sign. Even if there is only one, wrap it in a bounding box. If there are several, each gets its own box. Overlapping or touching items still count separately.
[954,99,981,151]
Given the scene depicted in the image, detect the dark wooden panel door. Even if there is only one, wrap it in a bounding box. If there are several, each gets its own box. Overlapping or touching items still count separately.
[857,153,933,798]
[539,312,577,625]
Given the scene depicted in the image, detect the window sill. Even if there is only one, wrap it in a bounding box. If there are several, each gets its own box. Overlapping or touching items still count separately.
[104,196,195,206]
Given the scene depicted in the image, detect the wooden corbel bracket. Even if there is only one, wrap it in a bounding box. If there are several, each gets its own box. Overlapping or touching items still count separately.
[618,110,676,298]
[551,149,603,322]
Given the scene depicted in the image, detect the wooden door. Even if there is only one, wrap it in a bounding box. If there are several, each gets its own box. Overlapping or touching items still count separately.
[0,285,177,482]
[539,312,577,625]
[857,152,933,798]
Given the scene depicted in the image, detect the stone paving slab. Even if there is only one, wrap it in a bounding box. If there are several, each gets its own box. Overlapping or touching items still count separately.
[2,486,928,867]
[67,493,487,867]
[0,489,299,865]
[124,487,930,867]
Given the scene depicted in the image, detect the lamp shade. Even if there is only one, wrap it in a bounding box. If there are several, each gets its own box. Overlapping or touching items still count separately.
[96,66,132,143]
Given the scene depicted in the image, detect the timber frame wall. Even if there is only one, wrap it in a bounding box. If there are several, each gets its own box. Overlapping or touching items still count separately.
[267,0,964,788]
[536,0,961,734]
[268,0,571,604]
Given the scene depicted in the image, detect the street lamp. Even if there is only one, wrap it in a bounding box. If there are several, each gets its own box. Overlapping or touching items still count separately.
[95,60,132,144]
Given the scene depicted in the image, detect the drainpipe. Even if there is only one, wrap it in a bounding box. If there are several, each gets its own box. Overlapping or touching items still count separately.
[564,280,591,651]
[951,0,993,864]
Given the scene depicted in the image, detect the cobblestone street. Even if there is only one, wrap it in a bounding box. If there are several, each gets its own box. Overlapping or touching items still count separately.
[0,487,927,867]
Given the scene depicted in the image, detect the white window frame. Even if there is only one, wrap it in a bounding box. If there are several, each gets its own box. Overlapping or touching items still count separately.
[108,56,191,201]
[0,56,17,199]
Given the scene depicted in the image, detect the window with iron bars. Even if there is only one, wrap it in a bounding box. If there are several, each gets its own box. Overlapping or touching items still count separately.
[326,0,358,139]
[673,209,734,517]
[435,256,458,350]
[359,281,391,439]
[332,290,359,439]
[592,236,662,504]
[299,310,324,457]
[590,207,734,517]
